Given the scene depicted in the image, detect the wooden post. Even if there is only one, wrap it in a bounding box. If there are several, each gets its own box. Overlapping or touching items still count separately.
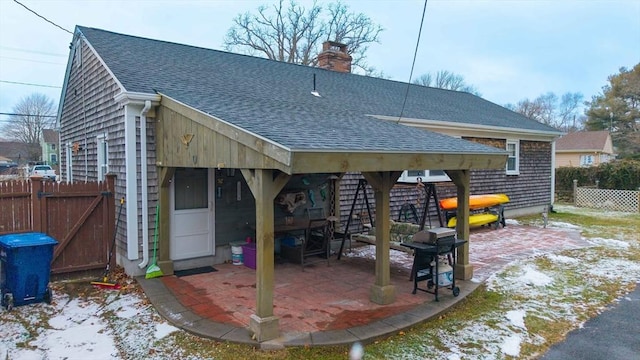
[446,170,473,280]
[157,167,175,275]
[30,176,44,233]
[362,171,402,305]
[105,174,116,271]
[241,169,289,342]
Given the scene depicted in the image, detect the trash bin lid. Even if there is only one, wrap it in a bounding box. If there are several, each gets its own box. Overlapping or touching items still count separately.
[0,232,58,248]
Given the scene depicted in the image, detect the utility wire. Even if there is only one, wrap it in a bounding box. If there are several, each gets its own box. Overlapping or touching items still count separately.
[0,112,57,118]
[13,0,73,35]
[0,55,65,65]
[0,45,66,57]
[0,80,61,88]
[397,0,428,123]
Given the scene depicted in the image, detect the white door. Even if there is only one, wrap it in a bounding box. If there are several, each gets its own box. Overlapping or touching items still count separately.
[170,168,215,260]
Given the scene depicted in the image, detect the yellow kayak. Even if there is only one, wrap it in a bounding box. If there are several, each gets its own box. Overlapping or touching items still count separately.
[447,213,499,228]
[439,194,509,211]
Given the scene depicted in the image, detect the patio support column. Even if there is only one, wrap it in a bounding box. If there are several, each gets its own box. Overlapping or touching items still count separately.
[241,169,290,342]
[362,171,402,305]
[157,166,175,275]
[446,170,473,280]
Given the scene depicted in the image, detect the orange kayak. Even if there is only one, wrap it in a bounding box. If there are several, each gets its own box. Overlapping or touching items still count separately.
[439,194,509,211]
[447,213,499,228]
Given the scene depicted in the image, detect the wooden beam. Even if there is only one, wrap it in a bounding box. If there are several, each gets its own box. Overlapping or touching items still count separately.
[446,170,473,280]
[291,152,506,174]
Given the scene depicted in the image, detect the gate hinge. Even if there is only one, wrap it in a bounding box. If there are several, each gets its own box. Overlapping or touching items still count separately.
[37,191,52,198]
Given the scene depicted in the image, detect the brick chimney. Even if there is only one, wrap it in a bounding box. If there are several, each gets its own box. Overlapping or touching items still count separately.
[317,41,352,73]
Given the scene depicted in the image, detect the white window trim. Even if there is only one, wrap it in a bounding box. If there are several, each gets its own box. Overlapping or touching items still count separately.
[506,139,520,175]
[398,169,451,183]
[66,141,73,183]
[580,154,594,167]
[97,134,109,181]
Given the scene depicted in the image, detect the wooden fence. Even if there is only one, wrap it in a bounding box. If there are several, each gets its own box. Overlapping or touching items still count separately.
[0,175,115,275]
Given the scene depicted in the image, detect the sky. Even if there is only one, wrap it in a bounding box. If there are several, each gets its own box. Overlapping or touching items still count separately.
[1,205,639,359]
[0,0,639,134]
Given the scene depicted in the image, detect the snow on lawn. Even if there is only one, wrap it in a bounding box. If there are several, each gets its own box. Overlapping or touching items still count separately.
[1,205,638,359]
[0,286,182,360]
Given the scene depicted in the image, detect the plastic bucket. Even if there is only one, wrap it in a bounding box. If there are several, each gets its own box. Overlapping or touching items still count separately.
[231,244,243,265]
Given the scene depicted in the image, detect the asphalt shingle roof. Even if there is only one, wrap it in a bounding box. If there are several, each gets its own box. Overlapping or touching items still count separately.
[556,130,611,151]
[76,26,557,154]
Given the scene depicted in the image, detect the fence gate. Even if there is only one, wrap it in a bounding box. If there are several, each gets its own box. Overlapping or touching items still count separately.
[0,175,115,275]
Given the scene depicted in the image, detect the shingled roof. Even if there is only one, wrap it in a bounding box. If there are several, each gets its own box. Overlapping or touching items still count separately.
[556,131,612,152]
[74,26,555,156]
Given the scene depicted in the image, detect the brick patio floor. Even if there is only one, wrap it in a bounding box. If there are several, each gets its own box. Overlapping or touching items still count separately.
[158,223,592,335]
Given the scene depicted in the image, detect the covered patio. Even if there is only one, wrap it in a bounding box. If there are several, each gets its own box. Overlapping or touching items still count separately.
[138,223,592,346]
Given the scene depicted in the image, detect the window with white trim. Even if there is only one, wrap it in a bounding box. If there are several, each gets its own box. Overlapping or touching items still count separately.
[506,140,520,175]
[97,134,109,181]
[398,169,451,183]
[50,153,57,165]
[580,154,594,167]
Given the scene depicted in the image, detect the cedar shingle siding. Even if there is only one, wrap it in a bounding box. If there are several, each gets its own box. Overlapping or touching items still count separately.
[339,139,552,231]
[59,38,159,259]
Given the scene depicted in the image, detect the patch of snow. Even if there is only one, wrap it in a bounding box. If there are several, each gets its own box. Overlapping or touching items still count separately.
[547,221,581,230]
[506,309,526,329]
[501,334,522,357]
[520,265,554,287]
[32,321,119,359]
[546,254,580,265]
[587,237,631,249]
[154,323,179,339]
[505,218,520,226]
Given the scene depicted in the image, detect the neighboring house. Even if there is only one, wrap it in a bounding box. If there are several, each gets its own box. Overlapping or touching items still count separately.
[41,129,60,167]
[555,130,615,167]
[57,26,558,341]
[0,141,39,165]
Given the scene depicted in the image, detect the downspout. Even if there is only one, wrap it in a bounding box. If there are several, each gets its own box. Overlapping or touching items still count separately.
[550,140,556,206]
[138,100,152,269]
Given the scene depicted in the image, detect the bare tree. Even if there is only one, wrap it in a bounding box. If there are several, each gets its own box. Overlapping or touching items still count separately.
[224,0,383,73]
[413,70,481,96]
[506,91,584,131]
[1,93,56,143]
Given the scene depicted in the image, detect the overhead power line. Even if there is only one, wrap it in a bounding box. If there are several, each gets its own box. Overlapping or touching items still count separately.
[0,55,65,65]
[398,0,428,123]
[13,0,73,35]
[0,45,66,57]
[0,112,57,118]
[0,80,61,88]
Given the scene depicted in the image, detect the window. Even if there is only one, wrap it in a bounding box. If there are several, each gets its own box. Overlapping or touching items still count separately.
[580,155,594,167]
[174,168,208,210]
[398,169,451,183]
[506,140,519,175]
[50,153,57,165]
[97,134,109,181]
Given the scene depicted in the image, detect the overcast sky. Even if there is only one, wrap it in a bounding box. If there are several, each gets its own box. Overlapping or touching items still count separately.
[0,0,639,132]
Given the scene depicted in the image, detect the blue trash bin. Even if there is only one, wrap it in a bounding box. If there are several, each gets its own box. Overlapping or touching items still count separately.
[0,232,58,311]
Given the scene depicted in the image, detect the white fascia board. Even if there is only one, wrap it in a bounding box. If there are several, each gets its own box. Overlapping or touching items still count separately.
[371,115,563,142]
[556,149,604,153]
[114,91,161,106]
